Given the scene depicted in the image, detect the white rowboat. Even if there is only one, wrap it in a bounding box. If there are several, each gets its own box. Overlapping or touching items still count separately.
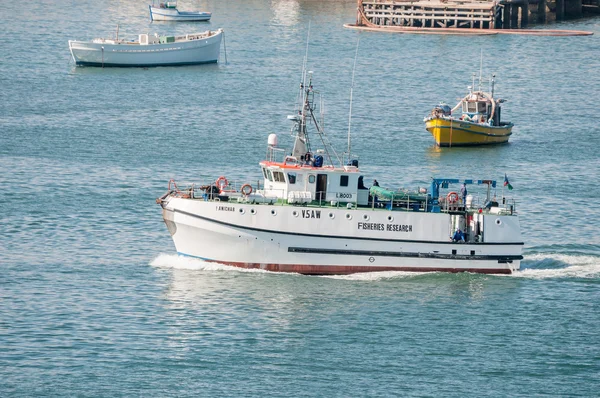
[149,2,211,22]
[69,29,222,67]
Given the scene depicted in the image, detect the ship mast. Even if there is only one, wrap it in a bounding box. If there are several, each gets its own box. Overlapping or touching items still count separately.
[289,27,342,167]
[347,36,360,165]
[291,25,312,159]
[291,75,312,158]
[478,49,483,92]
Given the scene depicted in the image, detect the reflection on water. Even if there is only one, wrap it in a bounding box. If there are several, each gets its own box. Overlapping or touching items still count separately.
[271,0,300,26]
[153,254,523,311]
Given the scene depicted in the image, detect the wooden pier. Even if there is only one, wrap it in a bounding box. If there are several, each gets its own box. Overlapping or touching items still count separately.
[354,0,599,30]
[358,0,500,29]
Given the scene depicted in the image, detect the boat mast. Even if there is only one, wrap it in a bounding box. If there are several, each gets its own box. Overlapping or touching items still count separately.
[291,25,312,158]
[303,75,341,167]
[289,24,343,167]
[478,49,483,91]
[347,36,360,165]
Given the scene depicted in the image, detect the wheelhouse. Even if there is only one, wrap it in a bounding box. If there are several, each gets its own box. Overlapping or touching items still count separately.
[259,160,369,206]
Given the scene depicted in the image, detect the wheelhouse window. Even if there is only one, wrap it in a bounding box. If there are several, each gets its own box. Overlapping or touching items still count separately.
[340,175,349,187]
[266,169,274,182]
[273,171,286,183]
[308,175,316,184]
[478,102,486,113]
[288,172,297,184]
[262,168,268,180]
[467,102,477,113]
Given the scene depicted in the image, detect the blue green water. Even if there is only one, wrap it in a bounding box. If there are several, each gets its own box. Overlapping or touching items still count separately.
[2,1,600,396]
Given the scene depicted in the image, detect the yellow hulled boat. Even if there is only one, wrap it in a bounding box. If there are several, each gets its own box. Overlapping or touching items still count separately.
[424,74,513,147]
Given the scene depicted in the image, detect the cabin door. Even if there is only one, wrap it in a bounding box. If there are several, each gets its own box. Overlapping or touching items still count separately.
[316,174,327,201]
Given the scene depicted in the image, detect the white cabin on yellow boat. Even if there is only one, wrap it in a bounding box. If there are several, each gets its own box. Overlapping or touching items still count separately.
[424,74,513,146]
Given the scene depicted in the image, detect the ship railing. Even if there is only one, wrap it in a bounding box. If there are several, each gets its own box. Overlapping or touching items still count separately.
[161,179,519,215]
[163,177,257,202]
[439,193,517,215]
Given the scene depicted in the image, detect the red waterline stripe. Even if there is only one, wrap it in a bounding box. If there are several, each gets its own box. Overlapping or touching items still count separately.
[203,260,513,275]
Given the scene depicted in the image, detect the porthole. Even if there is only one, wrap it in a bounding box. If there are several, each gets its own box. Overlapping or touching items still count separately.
[495,218,502,225]
[329,212,335,219]
[292,210,299,217]
[363,214,370,221]
[239,208,245,215]
[271,209,277,216]
[346,213,352,220]
[250,208,256,215]
[387,215,394,222]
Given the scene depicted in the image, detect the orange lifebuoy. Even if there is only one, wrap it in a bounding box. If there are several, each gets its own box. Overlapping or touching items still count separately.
[216,176,229,191]
[447,191,459,204]
[241,184,253,196]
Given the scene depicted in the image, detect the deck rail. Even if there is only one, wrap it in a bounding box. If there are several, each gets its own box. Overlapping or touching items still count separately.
[158,178,517,215]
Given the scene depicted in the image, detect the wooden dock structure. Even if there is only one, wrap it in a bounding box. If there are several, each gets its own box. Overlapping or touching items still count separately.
[355,0,600,30]
[358,0,501,29]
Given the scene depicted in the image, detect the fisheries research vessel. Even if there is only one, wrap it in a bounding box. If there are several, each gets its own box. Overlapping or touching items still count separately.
[157,69,523,274]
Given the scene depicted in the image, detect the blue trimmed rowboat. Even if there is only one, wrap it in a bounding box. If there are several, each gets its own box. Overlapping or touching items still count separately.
[149,2,211,22]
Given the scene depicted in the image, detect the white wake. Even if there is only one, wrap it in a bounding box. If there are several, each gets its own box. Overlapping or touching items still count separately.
[149,253,269,273]
[513,253,600,279]
[323,271,428,281]
[150,253,600,280]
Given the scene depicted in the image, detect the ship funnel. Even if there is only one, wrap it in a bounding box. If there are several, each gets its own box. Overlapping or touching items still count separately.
[268,133,278,147]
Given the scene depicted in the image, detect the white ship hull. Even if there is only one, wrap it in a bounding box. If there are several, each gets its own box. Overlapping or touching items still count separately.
[149,6,211,21]
[161,198,523,274]
[68,30,221,67]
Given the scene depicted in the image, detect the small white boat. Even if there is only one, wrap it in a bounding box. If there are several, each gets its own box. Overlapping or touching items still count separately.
[149,1,211,22]
[69,29,222,67]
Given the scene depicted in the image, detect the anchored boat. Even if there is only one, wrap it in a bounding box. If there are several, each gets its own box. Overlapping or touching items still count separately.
[69,29,222,67]
[424,73,513,146]
[157,70,523,275]
[149,1,211,22]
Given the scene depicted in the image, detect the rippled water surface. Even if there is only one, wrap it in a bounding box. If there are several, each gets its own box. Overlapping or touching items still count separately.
[2,0,600,396]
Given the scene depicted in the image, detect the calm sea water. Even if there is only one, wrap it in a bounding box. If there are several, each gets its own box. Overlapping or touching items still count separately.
[2,1,600,396]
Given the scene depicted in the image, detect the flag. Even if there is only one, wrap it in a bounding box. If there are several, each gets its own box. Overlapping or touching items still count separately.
[504,174,513,190]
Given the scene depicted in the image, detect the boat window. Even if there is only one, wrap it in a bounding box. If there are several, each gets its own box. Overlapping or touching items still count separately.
[467,102,477,113]
[340,175,349,187]
[308,175,316,184]
[266,169,274,182]
[478,102,486,113]
[262,168,268,179]
[288,172,296,184]
[273,171,286,183]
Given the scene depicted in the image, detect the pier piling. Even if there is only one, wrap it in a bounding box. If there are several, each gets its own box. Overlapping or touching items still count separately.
[537,0,547,22]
